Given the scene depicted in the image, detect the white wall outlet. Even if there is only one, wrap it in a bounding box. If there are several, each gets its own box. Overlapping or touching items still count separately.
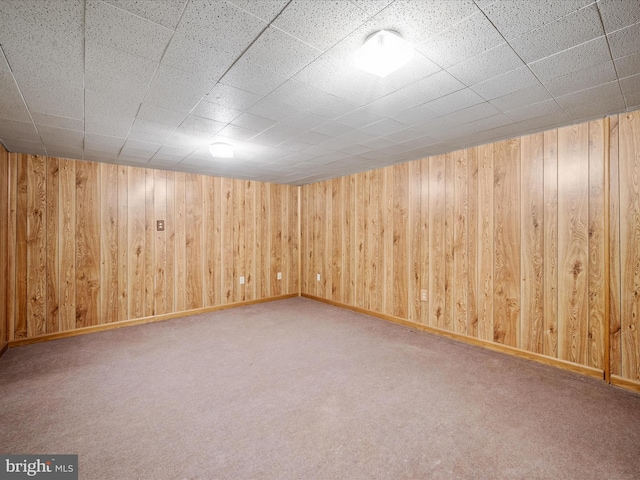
[277,272,282,280]
[317,273,321,282]
[421,289,427,302]
[239,276,245,285]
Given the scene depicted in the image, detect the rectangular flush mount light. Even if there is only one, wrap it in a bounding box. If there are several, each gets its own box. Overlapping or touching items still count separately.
[354,30,413,78]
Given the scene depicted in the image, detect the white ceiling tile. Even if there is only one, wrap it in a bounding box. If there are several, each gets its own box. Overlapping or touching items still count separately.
[0,93,31,123]
[102,0,188,29]
[447,43,524,86]
[625,91,640,110]
[280,112,328,130]
[46,146,85,160]
[360,118,407,136]
[227,0,289,23]
[84,133,126,151]
[85,119,133,138]
[556,81,623,110]
[231,113,277,132]
[128,118,176,143]
[221,58,288,96]
[206,84,262,111]
[620,73,640,95]
[86,0,173,61]
[295,131,332,145]
[190,100,242,123]
[544,61,617,97]
[335,108,384,128]
[509,4,605,63]
[31,113,83,131]
[504,99,565,122]
[399,70,466,104]
[136,103,188,127]
[246,98,301,122]
[0,119,39,142]
[86,89,141,119]
[340,144,372,155]
[383,127,428,143]
[423,89,486,115]
[218,124,261,141]
[608,22,640,59]
[479,0,592,40]
[178,115,226,137]
[489,84,553,112]
[471,67,541,100]
[351,0,395,16]
[312,121,354,137]
[243,26,322,77]
[0,138,46,156]
[615,52,640,78]
[21,83,84,120]
[38,125,84,148]
[176,0,266,53]
[597,0,640,33]
[391,103,441,126]
[446,102,502,125]
[273,0,369,50]
[300,144,336,156]
[419,12,504,68]
[359,136,397,150]
[277,138,314,152]
[364,90,421,116]
[528,36,611,82]
[161,33,236,78]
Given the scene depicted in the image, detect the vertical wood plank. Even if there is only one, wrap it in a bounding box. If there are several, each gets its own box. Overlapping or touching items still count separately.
[419,157,430,325]
[467,148,478,338]
[324,181,332,299]
[117,166,128,322]
[345,176,355,305]
[332,178,343,302]
[367,170,380,312]
[557,124,590,365]
[429,155,446,329]
[355,174,365,308]
[100,163,118,323]
[233,179,244,302]
[45,157,59,333]
[15,155,27,338]
[609,116,622,376]
[154,170,167,314]
[453,150,468,335]
[520,133,544,354]
[128,167,146,319]
[185,173,203,309]
[271,183,283,297]
[444,153,455,331]
[245,180,256,300]
[588,119,606,370]
[544,130,559,357]
[174,172,187,310]
[221,177,233,303]
[619,112,640,381]
[144,170,155,316]
[291,185,299,295]
[0,147,8,345]
[408,160,421,322]
[383,167,394,315]
[257,181,269,298]
[203,176,218,306]
[165,172,175,313]
[363,172,371,308]
[75,160,100,328]
[26,155,47,337]
[493,139,521,347]
[477,145,494,341]
[301,184,308,295]
[393,163,409,318]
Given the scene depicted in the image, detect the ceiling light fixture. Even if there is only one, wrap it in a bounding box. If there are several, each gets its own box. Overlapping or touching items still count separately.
[354,30,413,78]
[209,142,234,158]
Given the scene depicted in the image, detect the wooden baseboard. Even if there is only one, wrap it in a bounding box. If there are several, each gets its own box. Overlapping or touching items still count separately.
[8,294,298,348]
[0,342,7,357]
[302,294,605,381]
[611,375,640,393]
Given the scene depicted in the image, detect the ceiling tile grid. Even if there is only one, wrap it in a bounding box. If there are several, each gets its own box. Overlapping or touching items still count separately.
[0,0,639,185]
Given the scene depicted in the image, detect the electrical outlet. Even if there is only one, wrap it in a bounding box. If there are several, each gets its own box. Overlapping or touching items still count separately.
[277,272,282,280]
[421,290,427,302]
[239,276,245,285]
[156,220,165,231]
[317,273,321,282]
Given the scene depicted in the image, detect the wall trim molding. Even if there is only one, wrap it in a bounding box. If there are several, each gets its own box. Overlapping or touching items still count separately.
[8,294,297,348]
[302,294,606,382]
[611,375,640,393]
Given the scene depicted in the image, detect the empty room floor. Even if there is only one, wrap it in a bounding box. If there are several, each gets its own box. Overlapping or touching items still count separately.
[1,297,639,479]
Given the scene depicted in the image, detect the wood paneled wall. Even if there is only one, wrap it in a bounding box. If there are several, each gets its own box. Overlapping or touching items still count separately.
[3,153,298,340]
[301,112,640,387]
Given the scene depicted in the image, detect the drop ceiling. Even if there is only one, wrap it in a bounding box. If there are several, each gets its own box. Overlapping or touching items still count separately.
[0,0,639,186]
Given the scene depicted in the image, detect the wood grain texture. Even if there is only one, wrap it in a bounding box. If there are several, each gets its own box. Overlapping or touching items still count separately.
[15,155,27,338]
[46,157,59,333]
[233,179,244,302]
[174,173,187,310]
[467,148,478,338]
[117,166,128,323]
[588,119,606,369]
[0,145,8,347]
[144,170,155,316]
[444,153,455,332]
[393,163,408,319]
[154,170,167,314]
[245,180,256,301]
[477,144,494,342]
[520,133,544,354]
[165,172,176,313]
[27,155,47,337]
[609,116,622,376]
[100,163,118,323]
[493,139,520,347]
[221,177,233,304]
[383,167,394,316]
[128,167,146,320]
[453,149,468,335]
[6,153,18,340]
[543,130,559,358]
[332,178,343,303]
[345,176,355,306]
[558,124,590,365]
[619,112,640,381]
[419,157,429,325]
[271,183,283,298]
[429,155,446,329]
[185,174,203,309]
[408,161,421,322]
[59,158,76,332]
